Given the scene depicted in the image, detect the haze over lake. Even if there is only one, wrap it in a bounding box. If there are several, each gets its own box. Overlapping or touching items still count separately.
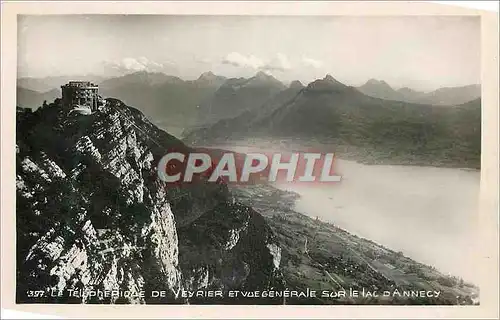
[218,144,480,285]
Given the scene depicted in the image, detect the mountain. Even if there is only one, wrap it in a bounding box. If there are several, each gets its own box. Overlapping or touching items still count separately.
[396,86,424,101]
[97,71,227,135]
[357,79,403,101]
[16,99,284,304]
[289,80,305,89]
[183,80,304,141]
[15,97,479,305]
[15,71,285,138]
[195,71,228,87]
[185,75,481,168]
[17,75,108,93]
[417,84,481,106]
[198,71,286,124]
[99,71,183,87]
[16,87,61,110]
[357,79,480,106]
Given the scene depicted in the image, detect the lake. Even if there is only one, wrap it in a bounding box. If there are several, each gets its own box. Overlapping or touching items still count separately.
[208,144,481,285]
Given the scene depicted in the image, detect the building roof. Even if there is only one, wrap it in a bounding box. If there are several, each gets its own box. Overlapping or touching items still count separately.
[62,81,98,88]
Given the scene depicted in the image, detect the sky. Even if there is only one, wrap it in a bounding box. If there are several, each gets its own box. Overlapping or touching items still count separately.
[17,15,480,91]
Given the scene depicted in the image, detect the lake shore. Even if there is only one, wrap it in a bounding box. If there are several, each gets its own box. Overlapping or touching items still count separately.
[201,141,480,285]
[195,137,481,170]
[230,183,480,305]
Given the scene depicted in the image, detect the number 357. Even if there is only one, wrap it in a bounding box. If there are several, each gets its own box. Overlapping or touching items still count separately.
[26,290,44,298]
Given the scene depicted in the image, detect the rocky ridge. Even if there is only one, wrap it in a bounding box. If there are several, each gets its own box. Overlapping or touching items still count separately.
[16,98,284,304]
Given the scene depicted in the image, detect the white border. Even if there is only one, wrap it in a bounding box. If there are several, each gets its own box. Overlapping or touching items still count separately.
[2,1,498,319]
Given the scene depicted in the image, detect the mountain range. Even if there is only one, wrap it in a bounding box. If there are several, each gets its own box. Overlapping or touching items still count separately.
[17,75,108,93]
[185,75,481,168]
[197,71,287,124]
[97,71,226,130]
[16,97,479,305]
[16,87,61,110]
[357,79,480,106]
[16,71,480,123]
[15,71,481,168]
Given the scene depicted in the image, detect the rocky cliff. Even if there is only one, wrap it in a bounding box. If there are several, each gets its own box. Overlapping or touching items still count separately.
[16,98,284,304]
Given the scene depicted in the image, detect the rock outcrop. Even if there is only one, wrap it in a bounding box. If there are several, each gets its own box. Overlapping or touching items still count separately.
[16,98,283,304]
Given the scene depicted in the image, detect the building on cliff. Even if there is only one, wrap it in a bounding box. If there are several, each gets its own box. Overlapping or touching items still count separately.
[61,81,100,112]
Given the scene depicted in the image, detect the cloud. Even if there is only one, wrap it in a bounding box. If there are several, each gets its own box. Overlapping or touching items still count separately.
[103,56,168,74]
[264,53,292,72]
[222,52,292,72]
[302,57,323,69]
[222,52,264,69]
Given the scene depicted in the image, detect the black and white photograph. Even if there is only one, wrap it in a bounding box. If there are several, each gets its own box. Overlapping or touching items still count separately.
[2,2,498,316]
